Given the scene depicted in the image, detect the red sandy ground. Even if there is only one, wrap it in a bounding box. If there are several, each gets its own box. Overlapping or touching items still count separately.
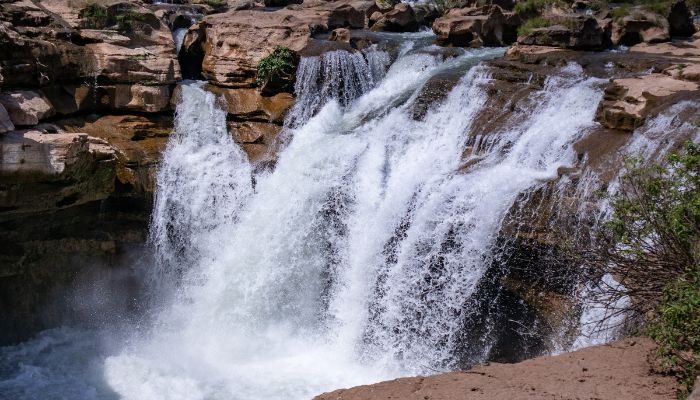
[315,338,678,400]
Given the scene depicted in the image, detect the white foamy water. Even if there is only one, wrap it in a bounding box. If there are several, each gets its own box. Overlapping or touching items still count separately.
[1,47,622,400]
[173,28,188,54]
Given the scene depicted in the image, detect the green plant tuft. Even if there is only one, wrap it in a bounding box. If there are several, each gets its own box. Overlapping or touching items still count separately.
[113,8,146,30]
[612,4,630,23]
[513,0,565,15]
[80,3,108,28]
[648,276,700,397]
[256,47,296,87]
[517,17,552,37]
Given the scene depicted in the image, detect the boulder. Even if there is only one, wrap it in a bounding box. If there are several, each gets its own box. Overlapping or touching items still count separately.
[518,16,608,50]
[596,74,699,131]
[413,3,440,26]
[228,121,283,162]
[330,27,352,42]
[0,91,55,126]
[612,8,670,46]
[0,104,14,133]
[668,0,696,37]
[375,0,399,12]
[369,10,383,26]
[433,5,518,47]
[372,3,419,32]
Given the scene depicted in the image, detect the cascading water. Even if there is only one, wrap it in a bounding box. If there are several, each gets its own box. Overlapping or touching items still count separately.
[148,82,253,286]
[172,28,188,54]
[99,48,605,399]
[285,49,388,128]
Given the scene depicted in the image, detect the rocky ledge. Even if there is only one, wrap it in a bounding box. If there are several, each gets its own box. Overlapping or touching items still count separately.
[314,338,678,400]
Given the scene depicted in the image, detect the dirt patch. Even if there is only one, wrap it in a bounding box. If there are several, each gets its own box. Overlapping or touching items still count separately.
[315,337,678,400]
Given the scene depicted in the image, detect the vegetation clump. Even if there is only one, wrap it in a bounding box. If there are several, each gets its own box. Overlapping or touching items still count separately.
[79,3,108,28]
[583,142,700,397]
[611,4,631,23]
[513,0,565,15]
[113,7,146,30]
[78,2,147,31]
[256,47,296,93]
[517,17,552,37]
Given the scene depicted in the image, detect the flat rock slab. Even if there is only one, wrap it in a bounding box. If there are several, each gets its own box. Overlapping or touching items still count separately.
[315,338,678,400]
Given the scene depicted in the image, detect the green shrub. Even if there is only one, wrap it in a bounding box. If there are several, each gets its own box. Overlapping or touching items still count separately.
[648,277,700,396]
[612,4,630,23]
[517,17,552,36]
[256,47,296,87]
[640,0,670,15]
[597,142,700,397]
[80,3,108,28]
[513,0,564,15]
[113,8,146,30]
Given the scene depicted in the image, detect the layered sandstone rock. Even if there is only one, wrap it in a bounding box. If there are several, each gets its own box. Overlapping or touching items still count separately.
[0,129,117,213]
[371,3,419,32]
[612,7,670,46]
[0,0,180,115]
[432,5,519,47]
[596,32,700,131]
[597,74,698,131]
[518,15,609,50]
[0,91,55,126]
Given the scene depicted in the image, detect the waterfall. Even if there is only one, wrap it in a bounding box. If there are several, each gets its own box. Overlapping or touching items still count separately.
[172,28,188,54]
[285,49,389,127]
[99,49,605,399]
[148,82,253,286]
